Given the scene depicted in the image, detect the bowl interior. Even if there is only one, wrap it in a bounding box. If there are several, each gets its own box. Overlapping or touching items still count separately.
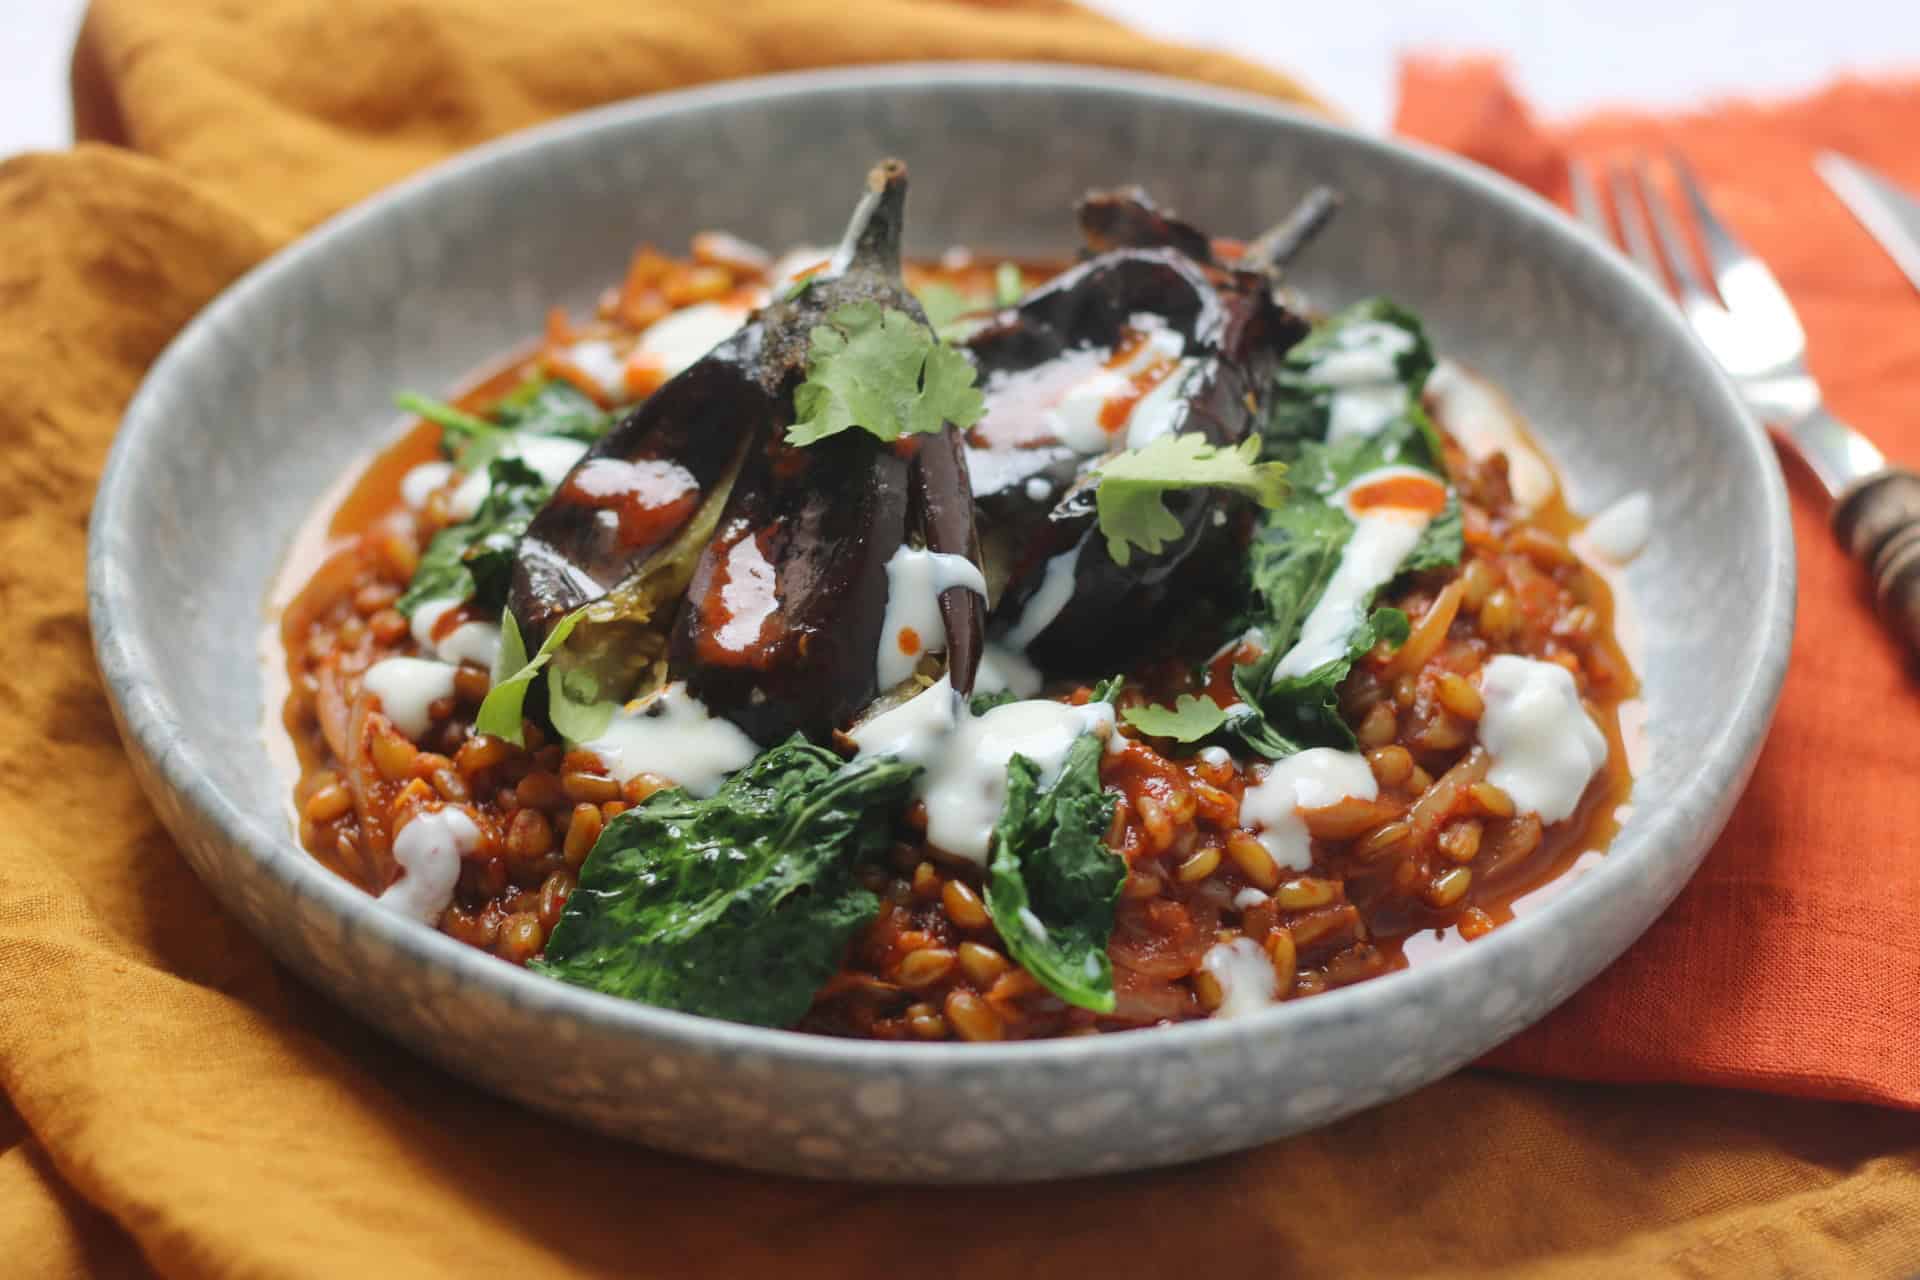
[90,65,1790,1180]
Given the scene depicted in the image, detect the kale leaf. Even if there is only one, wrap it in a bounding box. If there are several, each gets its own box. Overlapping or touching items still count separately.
[535,739,918,1027]
[396,456,549,617]
[968,688,1022,717]
[1229,298,1461,758]
[395,376,614,620]
[984,695,1125,1013]
[1261,298,1436,455]
[492,377,616,444]
[395,392,506,469]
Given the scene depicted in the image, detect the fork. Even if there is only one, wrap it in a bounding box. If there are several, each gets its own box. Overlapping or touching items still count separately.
[1569,153,1920,652]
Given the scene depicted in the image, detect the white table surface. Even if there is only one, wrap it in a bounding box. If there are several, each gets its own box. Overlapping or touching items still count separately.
[3,0,1917,156]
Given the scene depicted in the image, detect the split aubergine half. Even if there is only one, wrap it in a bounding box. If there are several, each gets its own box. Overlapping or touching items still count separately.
[964,188,1317,674]
[507,160,984,745]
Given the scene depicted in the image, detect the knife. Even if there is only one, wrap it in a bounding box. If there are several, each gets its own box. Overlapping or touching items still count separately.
[1816,151,1920,295]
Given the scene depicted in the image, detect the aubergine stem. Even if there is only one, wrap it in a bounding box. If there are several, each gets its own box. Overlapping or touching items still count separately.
[1240,186,1342,279]
[909,427,985,696]
[1076,187,1217,262]
[827,160,910,281]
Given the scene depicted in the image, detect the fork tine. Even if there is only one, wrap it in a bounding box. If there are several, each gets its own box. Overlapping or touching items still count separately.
[1666,150,1754,286]
[1669,147,1807,345]
[1607,162,1671,288]
[1566,158,1611,238]
[1634,159,1717,307]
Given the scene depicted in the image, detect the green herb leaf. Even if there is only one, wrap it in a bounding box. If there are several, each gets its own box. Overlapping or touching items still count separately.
[396,456,549,618]
[993,261,1026,307]
[786,303,985,447]
[492,378,616,443]
[475,606,586,746]
[968,688,1022,717]
[1121,693,1229,743]
[911,281,976,333]
[1402,492,1464,573]
[1228,297,1462,758]
[396,391,509,470]
[546,654,619,745]
[986,728,1124,1014]
[1092,434,1288,566]
[534,739,918,1027]
[1232,605,1408,753]
[1261,299,1436,455]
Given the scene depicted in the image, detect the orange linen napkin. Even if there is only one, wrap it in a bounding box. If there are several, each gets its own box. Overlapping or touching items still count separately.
[1395,59,1920,1111]
[0,3,1916,1274]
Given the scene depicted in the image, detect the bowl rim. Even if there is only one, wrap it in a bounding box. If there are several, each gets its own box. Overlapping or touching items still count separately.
[88,60,1795,1074]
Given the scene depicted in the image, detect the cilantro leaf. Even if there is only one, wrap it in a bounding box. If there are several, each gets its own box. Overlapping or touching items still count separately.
[786,303,985,447]
[475,607,586,745]
[1121,694,1229,743]
[534,739,917,1027]
[1092,434,1288,565]
[985,708,1125,1013]
[911,281,976,333]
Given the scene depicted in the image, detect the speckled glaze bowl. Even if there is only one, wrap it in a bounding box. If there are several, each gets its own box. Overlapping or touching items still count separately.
[89,65,1793,1182]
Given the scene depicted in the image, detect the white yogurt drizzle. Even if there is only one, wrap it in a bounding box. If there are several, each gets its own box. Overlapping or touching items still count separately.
[408,597,502,672]
[1240,747,1378,871]
[1304,320,1416,442]
[1577,491,1652,565]
[1476,656,1607,824]
[849,677,1115,864]
[768,246,832,294]
[1201,937,1279,1019]
[629,299,760,386]
[973,644,1043,699]
[1001,542,1082,652]
[400,461,455,510]
[578,682,760,799]
[377,806,479,924]
[361,656,456,739]
[558,339,628,399]
[874,546,989,691]
[1045,317,1194,454]
[438,433,592,522]
[1274,465,1443,680]
[1425,360,1556,511]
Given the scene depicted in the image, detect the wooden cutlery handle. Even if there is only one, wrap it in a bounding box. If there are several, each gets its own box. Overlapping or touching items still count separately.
[1833,468,1920,652]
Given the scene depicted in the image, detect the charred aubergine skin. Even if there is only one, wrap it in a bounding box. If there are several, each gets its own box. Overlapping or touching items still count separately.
[507,161,985,745]
[965,189,1310,673]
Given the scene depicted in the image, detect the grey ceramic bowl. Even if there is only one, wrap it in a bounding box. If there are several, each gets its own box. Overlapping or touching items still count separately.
[89,64,1792,1182]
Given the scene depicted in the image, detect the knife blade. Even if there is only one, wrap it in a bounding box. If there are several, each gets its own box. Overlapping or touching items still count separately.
[1816,151,1920,296]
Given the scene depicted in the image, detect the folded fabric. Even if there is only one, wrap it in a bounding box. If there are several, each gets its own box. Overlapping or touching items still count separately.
[0,3,1915,1273]
[1396,57,1920,1110]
